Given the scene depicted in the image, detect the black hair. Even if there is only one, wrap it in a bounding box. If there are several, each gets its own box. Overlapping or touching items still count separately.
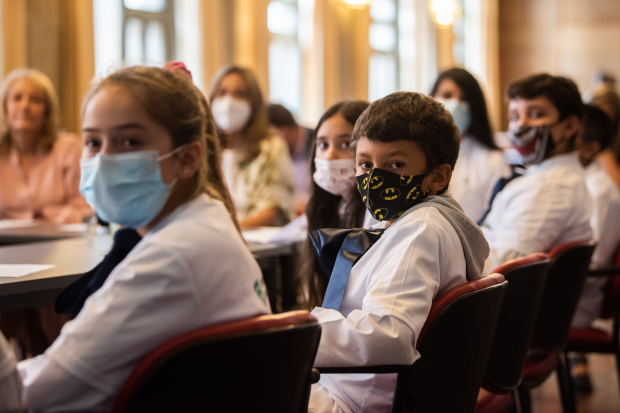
[302,100,370,309]
[351,91,460,195]
[430,67,498,150]
[267,103,297,128]
[507,73,583,121]
[582,104,614,151]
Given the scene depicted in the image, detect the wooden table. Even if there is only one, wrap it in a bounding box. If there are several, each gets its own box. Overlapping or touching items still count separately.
[0,235,112,311]
[0,223,88,246]
[0,234,300,312]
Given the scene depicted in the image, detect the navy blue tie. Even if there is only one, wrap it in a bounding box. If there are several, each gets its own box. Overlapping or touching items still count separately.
[477,167,523,226]
[309,228,385,311]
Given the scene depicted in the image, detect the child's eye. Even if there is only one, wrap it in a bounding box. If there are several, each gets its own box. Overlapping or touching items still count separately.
[340,142,350,149]
[530,111,542,119]
[121,137,141,147]
[84,138,101,149]
[510,113,519,122]
[318,142,328,149]
[389,162,405,169]
[360,161,373,169]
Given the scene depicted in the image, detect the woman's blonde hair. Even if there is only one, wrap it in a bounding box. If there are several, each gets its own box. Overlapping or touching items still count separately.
[209,65,270,161]
[0,68,61,154]
[82,66,240,231]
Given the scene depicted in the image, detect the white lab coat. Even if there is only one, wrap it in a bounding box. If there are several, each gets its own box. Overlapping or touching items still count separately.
[16,194,271,412]
[448,137,510,223]
[572,160,620,327]
[308,206,468,413]
[481,152,592,273]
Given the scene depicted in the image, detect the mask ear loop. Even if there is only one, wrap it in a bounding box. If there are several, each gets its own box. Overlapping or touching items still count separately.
[157,144,187,162]
[157,144,189,188]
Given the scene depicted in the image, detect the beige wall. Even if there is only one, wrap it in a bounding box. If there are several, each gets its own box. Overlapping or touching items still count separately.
[499,0,620,129]
[1,0,94,135]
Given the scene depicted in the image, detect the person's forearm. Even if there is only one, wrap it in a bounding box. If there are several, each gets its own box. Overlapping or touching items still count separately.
[239,207,280,228]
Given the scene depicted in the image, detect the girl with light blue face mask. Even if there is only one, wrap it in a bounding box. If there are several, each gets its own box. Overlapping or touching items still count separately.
[80,84,202,233]
[430,68,510,224]
[4,67,270,412]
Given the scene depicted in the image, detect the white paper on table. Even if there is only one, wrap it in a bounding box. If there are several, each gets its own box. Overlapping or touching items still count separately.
[242,215,309,245]
[242,227,283,244]
[0,264,56,278]
[269,215,308,244]
[0,219,38,229]
[56,223,89,233]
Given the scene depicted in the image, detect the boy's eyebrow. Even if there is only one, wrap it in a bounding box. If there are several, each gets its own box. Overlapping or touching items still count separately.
[386,150,410,157]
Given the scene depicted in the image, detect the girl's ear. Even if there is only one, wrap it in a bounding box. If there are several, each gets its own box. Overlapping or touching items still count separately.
[178,141,202,179]
[427,164,452,194]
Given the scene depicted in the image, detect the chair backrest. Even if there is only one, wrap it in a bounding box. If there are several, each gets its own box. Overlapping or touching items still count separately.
[483,253,551,393]
[535,240,596,349]
[113,311,321,413]
[408,274,507,413]
[600,242,620,319]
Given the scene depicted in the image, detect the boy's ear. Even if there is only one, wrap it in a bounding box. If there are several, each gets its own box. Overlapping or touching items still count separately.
[427,164,452,194]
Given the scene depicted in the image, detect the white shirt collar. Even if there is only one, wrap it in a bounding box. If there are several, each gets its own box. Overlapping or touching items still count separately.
[526,151,582,175]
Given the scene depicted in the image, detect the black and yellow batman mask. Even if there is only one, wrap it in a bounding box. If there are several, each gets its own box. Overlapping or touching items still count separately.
[356,168,430,221]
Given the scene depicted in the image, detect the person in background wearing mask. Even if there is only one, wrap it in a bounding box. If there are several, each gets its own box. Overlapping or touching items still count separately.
[267,103,313,216]
[299,100,375,309]
[0,66,270,412]
[570,104,620,393]
[209,66,294,228]
[430,68,510,223]
[480,73,592,272]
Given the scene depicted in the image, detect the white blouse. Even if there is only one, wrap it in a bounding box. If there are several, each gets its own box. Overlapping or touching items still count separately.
[448,137,510,223]
[482,152,592,273]
[17,194,271,412]
[310,206,468,413]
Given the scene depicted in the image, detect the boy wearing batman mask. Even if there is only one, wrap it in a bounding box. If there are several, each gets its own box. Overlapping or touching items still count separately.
[480,74,592,272]
[308,92,490,413]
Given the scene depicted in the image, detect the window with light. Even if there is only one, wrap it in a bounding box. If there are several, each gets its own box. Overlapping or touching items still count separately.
[368,0,399,102]
[267,0,302,117]
[123,0,175,65]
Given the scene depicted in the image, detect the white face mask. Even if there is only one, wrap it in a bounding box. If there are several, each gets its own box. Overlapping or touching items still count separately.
[313,158,356,196]
[211,95,252,133]
[436,98,471,134]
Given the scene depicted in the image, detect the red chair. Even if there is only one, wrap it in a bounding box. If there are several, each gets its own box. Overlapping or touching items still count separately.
[517,240,596,413]
[476,253,551,413]
[112,311,321,413]
[565,242,620,395]
[316,273,508,413]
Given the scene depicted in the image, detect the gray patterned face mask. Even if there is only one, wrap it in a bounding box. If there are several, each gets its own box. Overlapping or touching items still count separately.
[508,123,555,166]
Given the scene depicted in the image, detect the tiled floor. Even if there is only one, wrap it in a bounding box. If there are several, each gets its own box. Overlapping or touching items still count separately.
[530,353,620,413]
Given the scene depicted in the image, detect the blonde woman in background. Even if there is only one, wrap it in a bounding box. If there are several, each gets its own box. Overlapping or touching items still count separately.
[0,69,91,223]
[209,66,294,228]
[0,69,91,359]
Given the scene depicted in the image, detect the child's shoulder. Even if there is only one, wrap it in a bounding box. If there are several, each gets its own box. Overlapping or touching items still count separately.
[146,195,243,256]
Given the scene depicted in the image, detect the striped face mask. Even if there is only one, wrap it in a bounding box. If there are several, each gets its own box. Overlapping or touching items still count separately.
[356,168,430,221]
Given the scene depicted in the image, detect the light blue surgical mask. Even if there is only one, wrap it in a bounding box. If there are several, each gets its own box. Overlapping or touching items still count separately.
[437,98,471,134]
[79,146,185,229]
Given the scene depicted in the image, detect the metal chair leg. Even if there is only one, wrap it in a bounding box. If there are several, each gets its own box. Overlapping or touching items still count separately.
[556,351,576,413]
[517,384,532,413]
[513,388,523,413]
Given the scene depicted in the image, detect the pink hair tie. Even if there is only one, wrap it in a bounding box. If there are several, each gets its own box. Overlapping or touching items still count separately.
[163,61,193,82]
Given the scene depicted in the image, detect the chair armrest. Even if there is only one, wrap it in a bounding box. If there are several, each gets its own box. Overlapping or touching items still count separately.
[315,365,410,374]
[587,266,620,276]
